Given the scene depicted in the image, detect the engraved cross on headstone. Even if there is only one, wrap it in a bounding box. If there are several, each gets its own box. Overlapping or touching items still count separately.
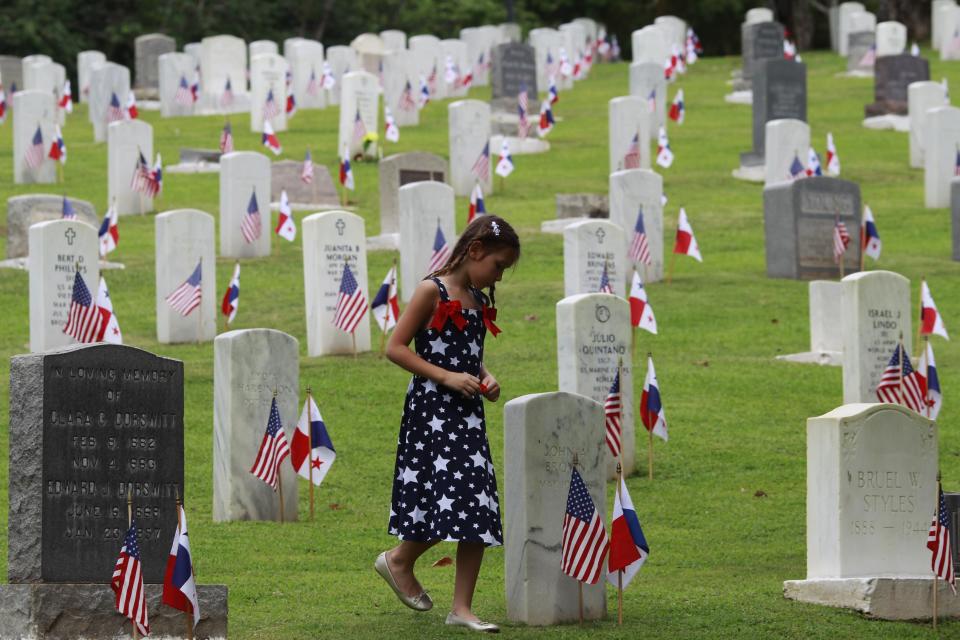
[335,218,345,236]
[594,227,606,244]
[64,228,76,246]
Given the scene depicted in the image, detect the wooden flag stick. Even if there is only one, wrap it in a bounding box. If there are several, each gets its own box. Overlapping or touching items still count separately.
[572,451,583,626]
[859,206,866,273]
[616,462,624,626]
[307,387,316,521]
[127,488,137,640]
[351,330,358,359]
[933,470,941,630]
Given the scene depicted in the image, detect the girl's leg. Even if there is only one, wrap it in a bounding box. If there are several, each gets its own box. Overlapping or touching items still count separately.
[387,540,439,597]
[451,542,485,620]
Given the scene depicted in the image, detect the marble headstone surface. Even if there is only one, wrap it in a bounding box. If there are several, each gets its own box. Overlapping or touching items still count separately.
[379,152,447,237]
[339,71,379,159]
[158,52,196,118]
[838,2,867,56]
[213,328,299,522]
[923,106,960,208]
[287,39,325,111]
[932,0,955,51]
[381,48,418,128]
[325,45,358,106]
[220,151,271,259]
[764,118,810,187]
[953,178,960,261]
[631,25,670,66]
[12,90,57,185]
[380,29,407,52]
[628,62,666,130]
[746,8,774,24]
[609,169,664,283]
[302,210,371,356]
[250,52,289,133]
[155,209,217,344]
[503,391,606,625]
[777,280,844,365]
[107,119,154,215]
[89,63,130,143]
[6,195,97,259]
[875,21,907,57]
[609,96,651,173]
[28,220,100,353]
[199,34,248,114]
[448,100,492,196]
[556,293,634,479]
[249,40,278,59]
[563,219,626,297]
[527,28,565,92]
[846,32,876,74]
[0,55,24,93]
[841,270,911,404]
[908,81,948,169]
[441,39,469,99]
[398,181,456,302]
[134,33,176,90]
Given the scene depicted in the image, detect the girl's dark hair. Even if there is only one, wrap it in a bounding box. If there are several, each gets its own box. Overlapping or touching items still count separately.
[431,215,520,307]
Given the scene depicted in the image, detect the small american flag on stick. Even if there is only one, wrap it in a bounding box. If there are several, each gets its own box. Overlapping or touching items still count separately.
[471,143,490,182]
[561,467,609,584]
[250,397,291,490]
[64,270,108,343]
[604,371,622,457]
[241,190,262,244]
[112,522,150,636]
[333,263,368,333]
[165,260,203,317]
[25,125,45,170]
[833,217,850,264]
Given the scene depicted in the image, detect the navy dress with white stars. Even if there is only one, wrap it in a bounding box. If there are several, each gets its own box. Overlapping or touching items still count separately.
[388,277,503,546]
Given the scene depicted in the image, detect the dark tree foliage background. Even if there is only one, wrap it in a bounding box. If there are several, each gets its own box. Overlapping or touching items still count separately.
[0,0,935,78]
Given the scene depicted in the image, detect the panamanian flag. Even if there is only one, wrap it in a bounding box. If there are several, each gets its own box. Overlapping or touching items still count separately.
[606,476,649,588]
[162,504,199,628]
[290,395,336,486]
[918,341,943,420]
[641,355,668,441]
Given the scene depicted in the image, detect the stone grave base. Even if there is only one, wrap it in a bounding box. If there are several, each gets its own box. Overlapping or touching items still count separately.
[836,70,873,78]
[367,232,400,250]
[269,200,342,212]
[784,577,960,620]
[862,115,910,132]
[724,90,752,105]
[196,95,251,116]
[489,134,550,154]
[0,583,228,639]
[0,258,124,271]
[166,162,220,174]
[732,164,765,182]
[540,217,588,234]
[776,350,842,366]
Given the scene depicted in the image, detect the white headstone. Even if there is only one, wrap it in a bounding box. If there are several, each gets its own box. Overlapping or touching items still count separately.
[13,90,57,184]
[448,99,492,196]
[250,52,289,133]
[200,35,248,113]
[746,8,774,24]
[77,50,106,103]
[631,25,670,65]
[350,33,386,76]
[338,71,379,159]
[558,22,588,68]
[908,81,948,169]
[220,151,271,258]
[654,16,687,51]
[841,270,911,404]
[933,0,957,51]
[89,63,131,143]
[764,119,811,186]
[563,220,626,297]
[848,11,877,38]
[282,37,304,59]
[440,39,469,98]
[213,328,299,522]
[573,17,600,45]
[28,219,100,352]
[503,391,606,624]
[108,120,154,215]
[381,49,418,127]
[249,40,278,59]
[155,210,216,343]
[380,30,407,52]
[556,293,634,479]
[158,52,196,118]
[923,106,960,207]
[838,3,867,56]
[810,280,844,354]
[609,96,652,173]
[287,39,325,110]
[875,21,907,57]
[629,62,666,130]
[398,181,456,303]
[528,28,566,92]
[409,35,446,100]
[184,43,202,67]
[325,45,358,106]
[939,5,960,58]
[609,169,665,282]
[22,56,56,93]
[459,27,488,87]
[302,210,371,356]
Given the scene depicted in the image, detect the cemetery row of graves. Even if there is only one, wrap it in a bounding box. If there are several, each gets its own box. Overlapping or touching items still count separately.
[1,2,960,637]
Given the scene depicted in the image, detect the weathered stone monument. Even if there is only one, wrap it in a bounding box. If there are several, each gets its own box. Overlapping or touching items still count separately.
[134,33,176,93]
[13,90,57,184]
[107,119,154,215]
[155,209,216,344]
[6,195,98,260]
[923,106,960,208]
[846,31,876,75]
[378,152,447,240]
[490,42,538,114]
[864,54,929,117]
[740,59,807,169]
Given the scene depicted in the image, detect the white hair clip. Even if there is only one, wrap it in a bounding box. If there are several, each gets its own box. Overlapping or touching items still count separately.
[491,220,501,236]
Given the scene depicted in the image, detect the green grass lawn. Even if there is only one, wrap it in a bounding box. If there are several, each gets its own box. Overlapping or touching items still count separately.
[1,47,959,638]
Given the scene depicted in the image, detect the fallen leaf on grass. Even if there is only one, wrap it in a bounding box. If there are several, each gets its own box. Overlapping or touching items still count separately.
[754,490,768,498]
[432,557,453,567]
[329,503,341,510]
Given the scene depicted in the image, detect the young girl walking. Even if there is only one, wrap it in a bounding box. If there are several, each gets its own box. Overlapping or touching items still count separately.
[375,215,520,633]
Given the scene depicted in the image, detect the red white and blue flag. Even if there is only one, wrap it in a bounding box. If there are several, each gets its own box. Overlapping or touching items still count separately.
[166,260,203,317]
[162,504,199,628]
[861,205,881,261]
[517,85,529,138]
[624,132,641,170]
[276,190,296,241]
[468,183,486,223]
[826,132,840,175]
[219,121,234,154]
[301,149,314,184]
[495,139,514,178]
[789,153,806,180]
[546,51,557,79]
[333,262,368,333]
[221,77,235,107]
[629,208,652,265]
[221,262,240,324]
[674,208,702,262]
[130,151,155,197]
[372,265,400,333]
[647,88,657,112]
[107,92,124,122]
[97,276,122,344]
[0,83,7,123]
[875,343,926,413]
[242,190,262,243]
[151,153,163,196]
[98,202,119,256]
[399,80,417,112]
[560,468,609,585]
[859,44,877,67]
[48,125,66,163]
[64,270,108,343]
[125,92,139,119]
[262,120,282,155]
[384,106,399,142]
[190,68,200,102]
[25,125,45,170]
[175,75,194,106]
[59,79,73,113]
[444,55,459,86]
[112,523,150,636]
[537,99,555,138]
[640,355,668,441]
[629,271,657,334]
[606,476,649,588]
[427,223,451,274]
[291,395,336,486]
[928,488,956,594]
[921,280,949,340]
[263,88,280,121]
[352,108,367,145]
[471,142,490,182]
[806,147,823,176]
[340,144,354,190]
[604,371,622,457]
[598,262,614,294]
[548,75,559,105]
[656,126,674,168]
[418,75,430,107]
[918,341,943,419]
[559,48,573,77]
[62,196,77,220]
[321,62,336,90]
[833,218,850,264]
[286,91,297,118]
[306,68,320,96]
[427,63,437,95]
[669,89,684,124]
[250,397,291,490]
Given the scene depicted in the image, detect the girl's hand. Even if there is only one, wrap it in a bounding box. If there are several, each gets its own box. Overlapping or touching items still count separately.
[443,371,482,398]
[480,374,500,402]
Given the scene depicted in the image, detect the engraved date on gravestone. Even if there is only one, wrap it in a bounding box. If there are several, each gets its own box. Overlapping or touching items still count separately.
[847,467,928,539]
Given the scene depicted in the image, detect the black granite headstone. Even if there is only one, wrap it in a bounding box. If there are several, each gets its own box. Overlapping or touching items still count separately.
[865,54,930,116]
[741,59,807,166]
[763,176,862,279]
[946,492,960,567]
[490,42,537,111]
[9,344,184,584]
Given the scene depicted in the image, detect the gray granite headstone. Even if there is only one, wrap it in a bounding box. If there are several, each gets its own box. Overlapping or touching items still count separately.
[952,178,960,261]
[865,54,930,116]
[270,160,339,207]
[6,195,98,259]
[741,59,807,167]
[739,21,785,90]
[134,33,176,90]
[0,55,23,91]
[378,152,447,235]
[847,31,875,73]
[763,176,862,279]
[490,42,537,112]
[556,194,609,219]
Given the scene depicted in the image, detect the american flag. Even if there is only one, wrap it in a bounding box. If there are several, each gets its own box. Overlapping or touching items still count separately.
[427,63,437,95]
[263,88,280,121]
[64,270,107,343]
[833,219,851,264]
[398,80,417,112]
[875,343,926,413]
[598,262,614,293]
[306,68,320,96]
[242,190,262,243]
[427,223,451,274]
[928,487,957,594]
[352,109,367,145]
[333,263,368,333]
[130,151,155,197]
[111,523,150,636]
[955,149,960,177]
[624,133,641,169]
[175,75,194,106]
[561,468,609,584]
[629,208,652,264]
[25,125,44,170]
[107,92,124,122]
[301,149,314,184]
[250,397,291,490]
[221,77,234,107]
[219,121,234,154]
[604,371,622,457]
[471,142,490,182]
[62,196,77,220]
[165,260,203,317]
[517,85,529,138]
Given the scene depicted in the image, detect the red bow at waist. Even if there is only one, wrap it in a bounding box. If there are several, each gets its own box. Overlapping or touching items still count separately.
[482,305,501,337]
[430,300,468,332]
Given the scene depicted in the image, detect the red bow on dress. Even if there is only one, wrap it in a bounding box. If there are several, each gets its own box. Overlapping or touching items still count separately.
[482,305,501,337]
[430,300,468,332]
